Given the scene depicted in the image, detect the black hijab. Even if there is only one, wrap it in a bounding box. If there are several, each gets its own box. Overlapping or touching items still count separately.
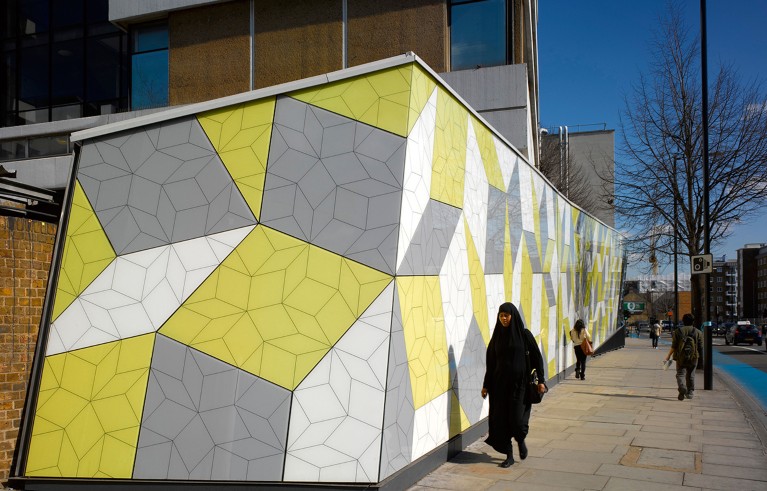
[492,302,526,349]
[488,302,527,388]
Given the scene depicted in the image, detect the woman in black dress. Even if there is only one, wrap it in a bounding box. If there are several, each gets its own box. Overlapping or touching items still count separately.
[481,302,545,467]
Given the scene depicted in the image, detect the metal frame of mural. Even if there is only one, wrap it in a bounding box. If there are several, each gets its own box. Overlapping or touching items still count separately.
[12,54,624,487]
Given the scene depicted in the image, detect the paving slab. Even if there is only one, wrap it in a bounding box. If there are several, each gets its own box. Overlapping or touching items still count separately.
[409,338,767,491]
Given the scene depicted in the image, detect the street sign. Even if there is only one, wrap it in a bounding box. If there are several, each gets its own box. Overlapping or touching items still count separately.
[691,254,713,275]
[622,301,645,313]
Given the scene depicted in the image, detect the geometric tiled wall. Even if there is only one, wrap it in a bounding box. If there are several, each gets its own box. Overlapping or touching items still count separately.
[21,55,623,484]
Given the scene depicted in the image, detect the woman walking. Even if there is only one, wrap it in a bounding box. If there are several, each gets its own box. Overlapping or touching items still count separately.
[650,322,661,349]
[569,319,591,380]
[481,302,546,468]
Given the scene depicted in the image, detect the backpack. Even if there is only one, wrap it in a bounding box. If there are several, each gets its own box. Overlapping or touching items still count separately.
[678,327,698,366]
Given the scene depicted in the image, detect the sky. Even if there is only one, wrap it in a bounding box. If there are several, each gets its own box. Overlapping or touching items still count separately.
[538,0,767,276]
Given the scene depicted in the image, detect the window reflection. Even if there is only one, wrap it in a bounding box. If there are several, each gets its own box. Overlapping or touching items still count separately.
[450,0,508,71]
[131,23,168,110]
[1,0,128,127]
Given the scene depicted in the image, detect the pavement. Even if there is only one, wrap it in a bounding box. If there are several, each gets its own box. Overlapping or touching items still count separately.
[409,336,767,491]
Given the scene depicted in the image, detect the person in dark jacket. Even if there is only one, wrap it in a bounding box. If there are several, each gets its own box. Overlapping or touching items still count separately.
[481,302,545,467]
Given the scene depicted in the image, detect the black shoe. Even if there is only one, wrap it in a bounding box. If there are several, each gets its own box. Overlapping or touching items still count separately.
[518,439,528,460]
[678,389,686,401]
[500,455,514,468]
[685,391,694,400]
[575,370,580,379]
[580,374,585,380]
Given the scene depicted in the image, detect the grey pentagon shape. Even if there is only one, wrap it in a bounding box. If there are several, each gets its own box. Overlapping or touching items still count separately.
[260,96,405,275]
[134,335,290,481]
[378,284,415,481]
[453,317,486,424]
[77,117,256,255]
[396,199,462,276]
[484,186,507,274]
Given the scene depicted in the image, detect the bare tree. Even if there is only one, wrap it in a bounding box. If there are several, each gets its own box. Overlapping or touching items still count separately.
[538,135,600,215]
[613,6,767,324]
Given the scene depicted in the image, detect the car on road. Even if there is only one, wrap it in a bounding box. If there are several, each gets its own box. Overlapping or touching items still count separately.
[638,321,649,333]
[725,321,763,346]
[661,320,674,332]
[702,321,724,336]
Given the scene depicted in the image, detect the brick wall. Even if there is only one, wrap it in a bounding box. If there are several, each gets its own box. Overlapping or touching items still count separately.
[0,215,56,483]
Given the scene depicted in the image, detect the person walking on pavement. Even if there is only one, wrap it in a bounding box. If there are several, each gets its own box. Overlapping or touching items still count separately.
[650,321,661,349]
[569,319,591,380]
[481,302,545,468]
[664,313,703,400]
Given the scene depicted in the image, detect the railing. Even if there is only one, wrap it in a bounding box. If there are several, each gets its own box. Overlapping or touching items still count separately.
[594,326,626,356]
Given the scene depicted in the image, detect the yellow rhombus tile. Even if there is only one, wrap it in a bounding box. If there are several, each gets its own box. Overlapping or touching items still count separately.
[396,276,449,410]
[52,180,116,321]
[198,97,276,220]
[464,219,490,344]
[431,87,468,209]
[290,65,414,137]
[26,334,154,478]
[160,225,391,390]
[471,116,505,191]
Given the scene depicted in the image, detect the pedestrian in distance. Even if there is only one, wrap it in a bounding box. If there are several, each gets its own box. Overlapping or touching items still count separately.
[663,313,703,400]
[650,321,661,349]
[481,302,545,468]
[569,319,591,380]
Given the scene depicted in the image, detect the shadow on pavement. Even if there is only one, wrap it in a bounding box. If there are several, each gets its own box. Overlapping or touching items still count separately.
[570,391,671,401]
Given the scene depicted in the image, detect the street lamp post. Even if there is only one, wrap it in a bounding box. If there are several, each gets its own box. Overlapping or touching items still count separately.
[701,0,713,390]
[672,156,680,329]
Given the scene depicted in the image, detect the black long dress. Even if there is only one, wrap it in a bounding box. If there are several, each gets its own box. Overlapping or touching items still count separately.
[483,303,545,454]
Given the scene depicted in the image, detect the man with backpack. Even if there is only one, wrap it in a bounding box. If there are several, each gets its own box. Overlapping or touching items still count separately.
[663,313,704,400]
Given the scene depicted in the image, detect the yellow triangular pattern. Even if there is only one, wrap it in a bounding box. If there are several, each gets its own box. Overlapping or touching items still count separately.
[430,87,468,208]
[519,234,533,324]
[160,225,391,390]
[407,64,438,135]
[470,116,504,191]
[532,179,543,264]
[197,97,276,221]
[464,219,490,344]
[26,334,154,477]
[396,276,448,410]
[51,181,116,321]
[290,65,413,137]
[448,390,471,438]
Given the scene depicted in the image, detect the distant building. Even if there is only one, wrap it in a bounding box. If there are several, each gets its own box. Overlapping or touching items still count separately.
[541,127,615,227]
[757,245,767,322]
[737,244,766,320]
[710,256,737,323]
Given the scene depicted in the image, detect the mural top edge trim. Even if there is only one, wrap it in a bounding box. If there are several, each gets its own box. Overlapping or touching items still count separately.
[69,51,619,234]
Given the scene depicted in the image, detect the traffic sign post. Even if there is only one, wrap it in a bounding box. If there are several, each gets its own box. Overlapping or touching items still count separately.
[691,254,713,275]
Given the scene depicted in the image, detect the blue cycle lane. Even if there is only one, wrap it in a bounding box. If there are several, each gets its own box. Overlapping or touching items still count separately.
[713,347,767,409]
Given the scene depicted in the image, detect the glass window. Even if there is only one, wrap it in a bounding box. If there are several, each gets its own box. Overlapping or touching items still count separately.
[52,0,83,29]
[52,39,84,105]
[27,135,70,157]
[87,34,124,103]
[19,44,49,109]
[131,23,168,110]
[450,0,507,71]
[19,0,49,35]
[0,139,26,160]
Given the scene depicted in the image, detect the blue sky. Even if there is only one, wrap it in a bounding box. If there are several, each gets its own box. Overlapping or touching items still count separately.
[538,1,767,272]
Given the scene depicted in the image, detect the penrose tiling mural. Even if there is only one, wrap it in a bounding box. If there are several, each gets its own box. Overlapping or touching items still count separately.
[18,55,623,484]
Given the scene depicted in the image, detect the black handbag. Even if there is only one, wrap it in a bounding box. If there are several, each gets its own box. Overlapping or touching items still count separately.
[526,367,547,404]
[525,346,548,404]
